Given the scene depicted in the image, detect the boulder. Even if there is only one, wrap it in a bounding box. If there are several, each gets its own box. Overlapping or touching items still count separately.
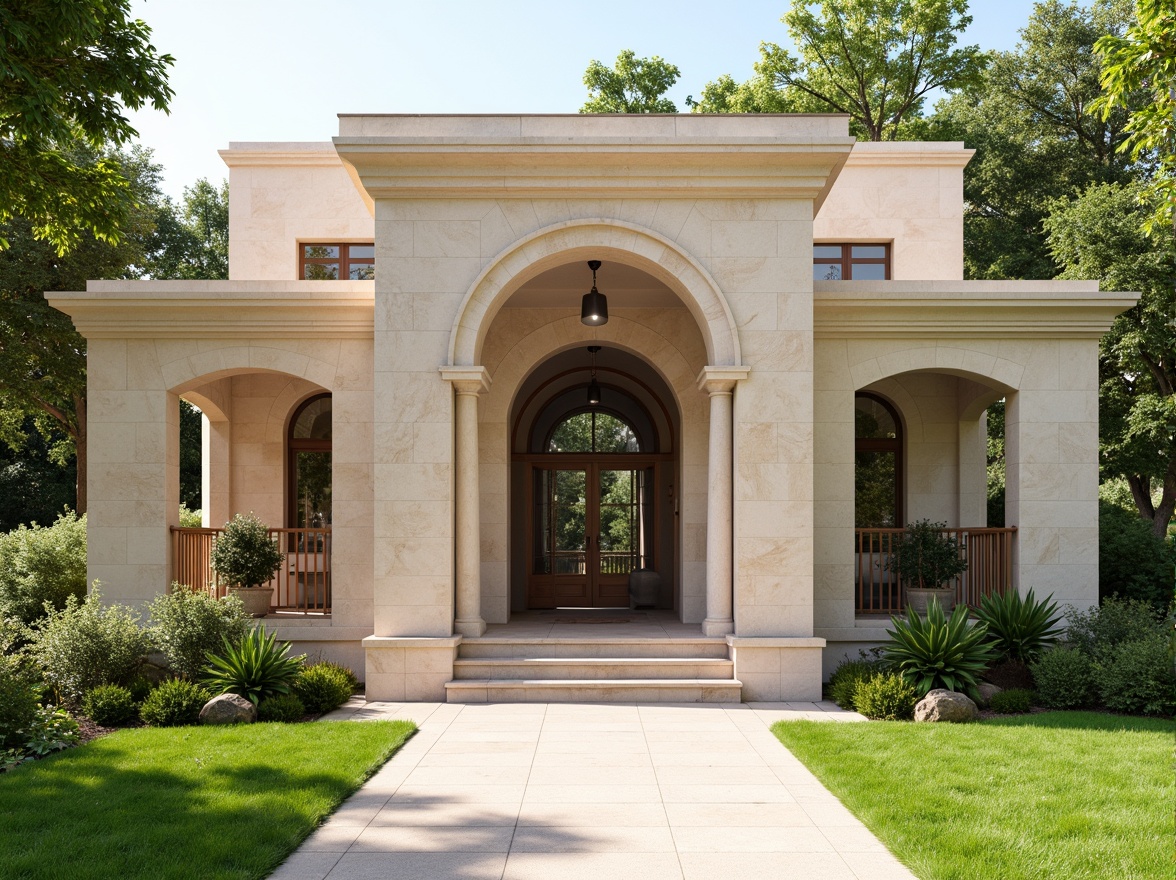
[914,688,979,723]
[977,682,1003,707]
[199,693,257,725]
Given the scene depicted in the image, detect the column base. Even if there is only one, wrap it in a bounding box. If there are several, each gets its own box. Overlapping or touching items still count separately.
[701,617,734,637]
[454,617,487,637]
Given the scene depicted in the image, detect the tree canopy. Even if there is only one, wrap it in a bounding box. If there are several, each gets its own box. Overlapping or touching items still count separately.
[580,50,680,113]
[0,0,173,254]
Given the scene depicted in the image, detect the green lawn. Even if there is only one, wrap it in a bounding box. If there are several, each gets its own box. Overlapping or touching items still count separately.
[773,712,1173,880]
[0,720,415,880]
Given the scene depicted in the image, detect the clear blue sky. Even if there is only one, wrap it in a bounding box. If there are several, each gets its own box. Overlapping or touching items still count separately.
[128,0,1040,198]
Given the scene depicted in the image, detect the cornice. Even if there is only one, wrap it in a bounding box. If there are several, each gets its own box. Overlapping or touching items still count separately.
[814,281,1138,339]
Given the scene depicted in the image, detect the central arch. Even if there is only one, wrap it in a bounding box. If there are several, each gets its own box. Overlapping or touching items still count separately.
[447,218,743,367]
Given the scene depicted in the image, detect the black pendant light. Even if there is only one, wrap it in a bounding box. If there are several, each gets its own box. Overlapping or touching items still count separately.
[586,346,602,406]
[580,260,608,326]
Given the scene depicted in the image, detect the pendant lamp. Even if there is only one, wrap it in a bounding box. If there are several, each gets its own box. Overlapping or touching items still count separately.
[580,260,608,326]
[586,346,602,405]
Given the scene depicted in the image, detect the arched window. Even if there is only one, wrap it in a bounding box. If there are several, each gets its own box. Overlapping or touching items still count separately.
[855,393,902,528]
[288,394,331,530]
[546,410,642,454]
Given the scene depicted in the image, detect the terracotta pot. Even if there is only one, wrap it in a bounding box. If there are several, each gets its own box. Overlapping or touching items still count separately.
[628,569,661,609]
[230,586,274,618]
[903,586,956,616]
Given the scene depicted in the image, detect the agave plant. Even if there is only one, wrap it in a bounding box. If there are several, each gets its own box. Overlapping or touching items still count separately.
[203,627,304,705]
[883,598,997,699]
[974,588,1064,664]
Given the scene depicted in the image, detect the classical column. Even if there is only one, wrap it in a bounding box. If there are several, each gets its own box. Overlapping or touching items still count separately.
[441,367,491,637]
[698,366,750,637]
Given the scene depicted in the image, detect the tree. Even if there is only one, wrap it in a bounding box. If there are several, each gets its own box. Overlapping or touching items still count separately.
[1044,181,1175,538]
[693,0,985,140]
[581,50,680,113]
[929,0,1138,279]
[0,0,173,254]
[144,179,229,280]
[1091,0,1176,233]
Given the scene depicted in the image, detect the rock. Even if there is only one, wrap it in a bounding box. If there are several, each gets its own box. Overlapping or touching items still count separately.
[199,693,257,725]
[977,682,1002,707]
[914,688,979,723]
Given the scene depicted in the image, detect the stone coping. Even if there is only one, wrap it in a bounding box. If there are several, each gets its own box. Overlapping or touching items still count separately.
[724,636,827,648]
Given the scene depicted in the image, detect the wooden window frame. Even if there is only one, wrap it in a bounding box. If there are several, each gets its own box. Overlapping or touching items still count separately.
[813,243,891,281]
[854,391,903,529]
[299,242,374,280]
[287,393,332,533]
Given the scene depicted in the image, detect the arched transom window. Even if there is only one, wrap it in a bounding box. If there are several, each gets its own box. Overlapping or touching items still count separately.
[855,393,902,528]
[546,411,642,454]
[288,394,331,529]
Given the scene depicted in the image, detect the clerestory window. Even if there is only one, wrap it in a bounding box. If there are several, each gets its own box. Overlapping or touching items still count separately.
[300,243,375,280]
[813,244,890,280]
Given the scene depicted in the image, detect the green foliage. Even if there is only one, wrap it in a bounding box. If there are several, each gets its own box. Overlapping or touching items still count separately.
[986,399,1006,527]
[257,694,306,723]
[744,0,985,140]
[885,519,969,589]
[0,654,41,750]
[1093,632,1176,717]
[989,688,1034,714]
[146,584,249,680]
[1064,597,1163,657]
[883,598,997,698]
[1090,0,1176,233]
[975,588,1064,664]
[126,675,153,705]
[827,656,880,709]
[305,657,360,691]
[0,418,75,531]
[30,589,148,703]
[852,672,918,720]
[177,503,203,529]
[580,50,680,113]
[0,1,174,254]
[202,627,303,705]
[17,704,79,759]
[138,678,210,727]
[143,178,229,281]
[1030,646,1096,709]
[178,399,203,512]
[1097,499,1175,607]
[0,511,87,624]
[293,662,355,715]
[209,512,283,589]
[81,683,137,727]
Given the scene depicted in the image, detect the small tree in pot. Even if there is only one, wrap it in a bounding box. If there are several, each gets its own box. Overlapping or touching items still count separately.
[884,519,968,615]
[210,513,284,618]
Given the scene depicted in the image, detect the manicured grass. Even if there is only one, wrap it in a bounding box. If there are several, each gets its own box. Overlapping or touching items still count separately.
[0,720,415,880]
[773,712,1173,880]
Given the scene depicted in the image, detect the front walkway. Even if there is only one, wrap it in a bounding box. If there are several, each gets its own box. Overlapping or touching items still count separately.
[272,700,915,880]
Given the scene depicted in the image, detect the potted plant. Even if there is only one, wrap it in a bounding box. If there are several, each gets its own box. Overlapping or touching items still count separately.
[210,513,284,618]
[884,519,968,615]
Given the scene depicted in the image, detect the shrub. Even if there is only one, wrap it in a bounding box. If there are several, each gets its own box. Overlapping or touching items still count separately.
[989,688,1034,714]
[293,662,354,715]
[1093,632,1176,717]
[1031,647,1095,709]
[257,694,306,723]
[1098,499,1175,609]
[30,589,150,703]
[127,675,154,705]
[0,511,87,625]
[203,627,303,705]
[975,588,1064,664]
[147,584,250,679]
[1065,597,1162,657]
[140,679,211,727]
[984,659,1035,691]
[306,657,360,692]
[883,598,997,699]
[884,519,969,589]
[0,654,40,751]
[827,657,879,710]
[82,684,138,727]
[19,704,80,759]
[177,503,204,529]
[210,513,284,589]
[852,673,918,720]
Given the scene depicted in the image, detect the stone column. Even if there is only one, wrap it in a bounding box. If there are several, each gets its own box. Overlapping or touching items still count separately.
[698,367,750,637]
[441,367,491,637]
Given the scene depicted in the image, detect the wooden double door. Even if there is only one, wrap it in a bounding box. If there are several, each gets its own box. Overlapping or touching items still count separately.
[526,460,658,608]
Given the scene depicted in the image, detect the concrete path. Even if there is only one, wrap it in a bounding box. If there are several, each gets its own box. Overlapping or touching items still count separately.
[271,701,917,880]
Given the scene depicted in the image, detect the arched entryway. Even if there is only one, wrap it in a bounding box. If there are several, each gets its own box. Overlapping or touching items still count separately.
[509,347,679,610]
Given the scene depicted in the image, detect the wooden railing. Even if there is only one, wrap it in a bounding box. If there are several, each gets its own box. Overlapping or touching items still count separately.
[171,527,331,614]
[855,527,1016,615]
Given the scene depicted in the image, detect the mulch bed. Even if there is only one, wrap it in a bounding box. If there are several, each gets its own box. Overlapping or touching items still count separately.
[74,715,116,745]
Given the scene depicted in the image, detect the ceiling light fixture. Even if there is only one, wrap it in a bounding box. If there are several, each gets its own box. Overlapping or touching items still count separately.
[580,260,608,326]
[586,345,602,406]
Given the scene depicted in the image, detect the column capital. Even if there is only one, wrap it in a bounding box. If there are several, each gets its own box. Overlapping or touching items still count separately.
[440,365,491,395]
[697,365,751,395]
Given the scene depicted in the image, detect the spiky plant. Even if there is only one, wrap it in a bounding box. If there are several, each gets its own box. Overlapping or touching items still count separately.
[202,627,304,705]
[883,598,997,699]
[975,588,1064,664]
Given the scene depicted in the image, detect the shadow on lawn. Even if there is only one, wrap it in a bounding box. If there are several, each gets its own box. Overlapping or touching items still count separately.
[981,710,1175,733]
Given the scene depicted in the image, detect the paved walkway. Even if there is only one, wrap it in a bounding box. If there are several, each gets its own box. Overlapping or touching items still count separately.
[272,701,916,880]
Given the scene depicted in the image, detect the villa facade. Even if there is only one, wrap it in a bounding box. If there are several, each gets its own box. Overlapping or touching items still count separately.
[48,115,1134,702]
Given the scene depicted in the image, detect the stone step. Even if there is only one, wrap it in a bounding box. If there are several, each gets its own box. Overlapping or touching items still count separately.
[457,637,730,660]
[445,678,743,703]
[452,657,735,681]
